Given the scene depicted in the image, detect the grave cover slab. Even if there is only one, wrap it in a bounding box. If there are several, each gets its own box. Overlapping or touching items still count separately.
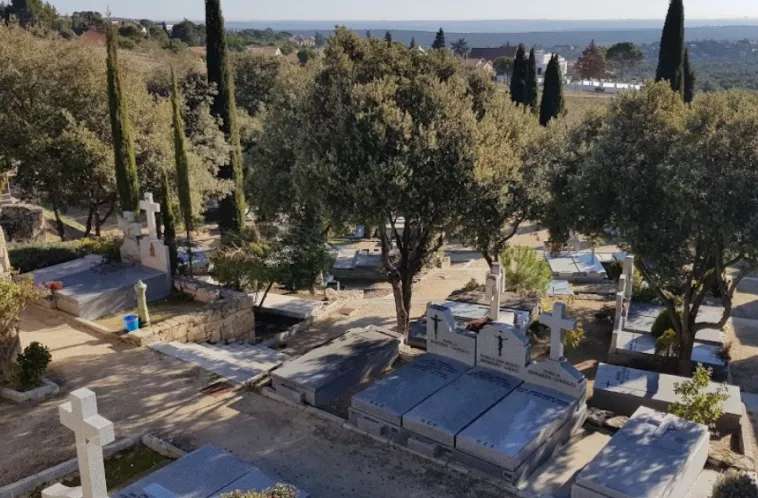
[271,326,400,407]
[572,407,708,498]
[402,368,522,447]
[625,303,725,345]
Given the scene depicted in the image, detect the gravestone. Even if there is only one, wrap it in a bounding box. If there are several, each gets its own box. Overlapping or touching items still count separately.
[138,194,170,275]
[572,407,709,498]
[115,445,309,498]
[476,322,531,378]
[426,304,477,366]
[592,363,742,433]
[271,326,400,407]
[119,212,142,264]
[42,389,115,498]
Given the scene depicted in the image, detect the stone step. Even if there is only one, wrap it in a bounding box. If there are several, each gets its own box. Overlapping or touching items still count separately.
[150,342,289,385]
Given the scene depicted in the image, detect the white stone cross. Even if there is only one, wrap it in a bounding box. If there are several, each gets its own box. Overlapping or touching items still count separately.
[42,389,114,498]
[541,302,577,361]
[139,193,161,240]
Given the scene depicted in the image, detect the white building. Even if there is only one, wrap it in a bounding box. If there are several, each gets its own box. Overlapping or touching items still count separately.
[535,50,568,78]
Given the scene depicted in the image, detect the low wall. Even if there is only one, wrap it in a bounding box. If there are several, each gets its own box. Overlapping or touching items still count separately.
[123,277,255,347]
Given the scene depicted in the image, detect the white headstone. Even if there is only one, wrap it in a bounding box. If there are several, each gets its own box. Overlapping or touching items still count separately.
[623,256,635,300]
[140,238,171,275]
[42,389,114,498]
[139,193,161,241]
[118,212,142,264]
[426,304,477,366]
[541,302,577,361]
[476,322,531,377]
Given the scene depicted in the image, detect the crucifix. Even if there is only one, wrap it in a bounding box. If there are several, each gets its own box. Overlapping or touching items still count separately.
[43,389,114,498]
[541,302,577,361]
[139,193,161,241]
[497,335,504,357]
[431,314,442,340]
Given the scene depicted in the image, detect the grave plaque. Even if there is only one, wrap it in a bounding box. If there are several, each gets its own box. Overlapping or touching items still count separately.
[573,407,708,498]
[525,359,587,400]
[476,322,530,377]
[402,369,522,447]
[426,304,477,366]
[350,354,469,426]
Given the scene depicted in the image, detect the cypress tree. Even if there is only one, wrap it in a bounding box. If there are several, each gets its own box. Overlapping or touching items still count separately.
[171,68,194,275]
[655,0,685,96]
[432,28,446,50]
[384,31,392,44]
[366,30,372,39]
[161,172,178,275]
[510,44,526,105]
[205,0,248,235]
[683,48,695,103]
[410,37,416,49]
[540,55,565,127]
[524,47,539,113]
[106,23,140,214]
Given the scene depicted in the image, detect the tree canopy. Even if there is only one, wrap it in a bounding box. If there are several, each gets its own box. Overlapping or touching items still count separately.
[606,42,644,80]
[575,40,608,80]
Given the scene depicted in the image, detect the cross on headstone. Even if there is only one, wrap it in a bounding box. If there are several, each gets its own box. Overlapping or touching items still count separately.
[431,314,442,340]
[541,302,577,361]
[139,193,161,240]
[42,389,114,498]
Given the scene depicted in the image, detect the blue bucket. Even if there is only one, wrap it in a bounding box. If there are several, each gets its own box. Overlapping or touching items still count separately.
[124,315,140,332]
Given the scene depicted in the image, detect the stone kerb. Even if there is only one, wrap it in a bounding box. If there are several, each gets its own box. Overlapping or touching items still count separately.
[122,277,254,347]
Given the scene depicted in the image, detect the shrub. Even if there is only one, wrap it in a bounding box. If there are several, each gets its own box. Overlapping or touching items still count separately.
[9,237,121,274]
[461,278,482,293]
[595,304,615,323]
[651,308,683,338]
[711,470,758,498]
[501,245,552,296]
[603,260,622,281]
[632,269,657,303]
[16,342,51,389]
[655,329,679,358]
[565,323,586,350]
[670,364,729,426]
[223,485,300,498]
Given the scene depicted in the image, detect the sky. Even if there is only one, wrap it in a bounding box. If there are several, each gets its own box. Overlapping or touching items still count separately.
[47,0,758,22]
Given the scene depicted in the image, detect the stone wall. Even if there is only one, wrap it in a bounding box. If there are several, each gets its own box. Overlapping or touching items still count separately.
[0,203,46,242]
[123,277,255,347]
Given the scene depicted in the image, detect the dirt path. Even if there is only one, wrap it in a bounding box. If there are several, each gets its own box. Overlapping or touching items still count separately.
[1,306,509,498]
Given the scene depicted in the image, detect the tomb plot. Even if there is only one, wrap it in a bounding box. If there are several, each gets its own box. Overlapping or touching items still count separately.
[426,304,477,366]
[572,407,709,498]
[544,246,609,283]
[625,302,726,346]
[592,363,742,433]
[270,326,400,407]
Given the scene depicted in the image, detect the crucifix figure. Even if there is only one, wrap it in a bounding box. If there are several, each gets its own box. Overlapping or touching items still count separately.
[139,193,161,241]
[42,389,114,498]
[497,335,504,357]
[541,302,577,361]
[431,314,442,340]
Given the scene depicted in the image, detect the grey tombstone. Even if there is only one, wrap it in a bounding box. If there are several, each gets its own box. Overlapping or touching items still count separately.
[592,362,742,433]
[572,407,709,498]
[476,322,531,378]
[271,326,400,407]
[426,304,477,366]
[402,368,522,447]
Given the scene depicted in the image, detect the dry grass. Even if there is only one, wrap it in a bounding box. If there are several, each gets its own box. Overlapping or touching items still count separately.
[563,91,614,126]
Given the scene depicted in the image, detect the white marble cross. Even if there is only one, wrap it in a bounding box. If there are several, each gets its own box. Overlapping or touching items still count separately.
[542,302,577,361]
[43,389,114,498]
[139,193,161,240]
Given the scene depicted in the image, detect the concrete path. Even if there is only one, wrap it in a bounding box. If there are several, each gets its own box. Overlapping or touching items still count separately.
[1,307,509,498]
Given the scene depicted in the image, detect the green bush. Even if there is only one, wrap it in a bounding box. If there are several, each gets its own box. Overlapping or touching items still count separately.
[655,329,679,358]
[223,485,299,498]
[651,308,683,338]
[501,245,552,296]
[16,342,51,389]
[9,237,120,274]
[602,261,623,281]
[632,269,657,303]
[670,365,729,426]
[711,470,758,498]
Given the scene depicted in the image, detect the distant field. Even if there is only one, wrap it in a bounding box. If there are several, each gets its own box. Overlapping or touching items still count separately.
[563,91,614,125]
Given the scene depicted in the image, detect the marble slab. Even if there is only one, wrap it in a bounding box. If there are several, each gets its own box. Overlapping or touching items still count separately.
[455,383,578,471]
[26,254,105,283]
[525,359,587,400]
[573,407,709,498]
[402,368,522,447]
[271,326,400,407]
[350,354,469,426]
[625,303,725,345]
[476,322,531,378]
[592,363,742,433]
[426,304,477,366]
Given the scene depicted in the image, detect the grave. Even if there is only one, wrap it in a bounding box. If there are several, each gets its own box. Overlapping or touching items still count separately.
[27,254,105,284]
[251,292,325,320]
[592,363,742,433]
[350,302,588,487]
[544,250,608,283]
[572,407,709,498]
[44,193,172,320]
[625,302,726,346]
[270,326,400,407]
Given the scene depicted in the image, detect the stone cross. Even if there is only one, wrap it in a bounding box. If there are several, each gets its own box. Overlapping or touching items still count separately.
[541,302,577,361]
[139,193,161,240]
[42,389,114,498]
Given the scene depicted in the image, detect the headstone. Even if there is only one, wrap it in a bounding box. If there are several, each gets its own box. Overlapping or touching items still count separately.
[426,304,477,366]
[525,357,587,400]
[402,368,522,447]
[572,407,709,498]
[350,354,469,426]
[476,322,531,377]
[139,193,161,240]
[541,302,577,361]
[119,212,142,264]
[42,389,115,498]
[592,363,742,433]
[271,326,400,407]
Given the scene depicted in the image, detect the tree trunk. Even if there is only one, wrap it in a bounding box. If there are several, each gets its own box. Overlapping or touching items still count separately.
[389,269,410,339]
[678,312,695,376]
[0,326,21,370]
[85,201,95,238]
[51,197,66,241]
